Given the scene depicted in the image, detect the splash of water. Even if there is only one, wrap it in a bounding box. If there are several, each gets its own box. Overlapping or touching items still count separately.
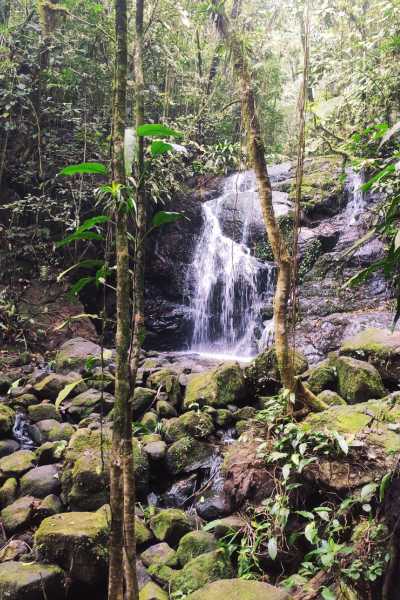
[348,170,364,224]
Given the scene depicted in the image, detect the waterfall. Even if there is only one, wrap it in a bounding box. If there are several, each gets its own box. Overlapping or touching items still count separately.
[348,169,364,224]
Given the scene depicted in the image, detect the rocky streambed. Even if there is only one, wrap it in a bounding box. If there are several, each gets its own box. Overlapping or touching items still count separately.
[0,331,399,599]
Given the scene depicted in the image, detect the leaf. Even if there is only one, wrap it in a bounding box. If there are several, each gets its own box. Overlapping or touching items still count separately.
[286,483,302,490]
[282,463,291,480]
[317,511,330,522]
[379,120,400,147]
[338,438,348,454]
[360,483,378,501]
[340,261,387,290]
[54,313,100,331]
[140,326,146,346]
[67,278,93,301]
[299,443,307,455]
[57,163,107,176]
[86,357,99,373]
[321,552,334,566]
[321,587,336,600]
[124,128,136,175]
[95,465,102,475]
[288,532,299,546]
[76,215,108,234]
[338,547,357,554]
[297,511,314,519]
[56,232,104,248]
[150,141,187,155]
[137,124,184,138]
[268,537,277,561]
[202,519,222,532]
[362,504,371,512]
[380,472,392,502]
[304,522,317,543]
[357,164,395,193]
[153,211,184,226]
[57,260,104,282]
[395,230,400,251]
[291,453,300,466]
[269,452,288,462]
[55,379,85,409]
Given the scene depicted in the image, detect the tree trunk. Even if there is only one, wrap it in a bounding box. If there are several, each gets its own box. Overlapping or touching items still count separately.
[219,8,326,413]
[108,0,129,596]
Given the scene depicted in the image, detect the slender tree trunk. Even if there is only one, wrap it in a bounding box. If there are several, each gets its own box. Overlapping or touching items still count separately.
[219,8,326,412]
[108,0,129,597]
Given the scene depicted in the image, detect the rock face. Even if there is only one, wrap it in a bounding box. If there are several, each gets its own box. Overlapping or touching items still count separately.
[184,361,246,409]
[334,355,385,404]
[170,549,233,595]
[185,579,293,600]
[0,562,66,600]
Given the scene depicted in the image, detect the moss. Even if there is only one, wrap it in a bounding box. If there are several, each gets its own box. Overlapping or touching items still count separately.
[156,400,177,418]
[0,450,36,479]
[147,563,176,588]
[9,393,39,409]
[28,403,62,423]
[0,405,15,438]
[141,411,159,430]
[306,362,336,396]
[244,345,308,386]
[213,409,233,427]
[149,509,191,546]
[305,405,371,436]
[165,411,213,443]
[235,420,251,436]
[185,578,293,599]
[177,531,218,566]
[233,406,257,421]
[135,516,154,546]
[339,328,396,361]
[141,542,179,568]
[48,422,76,442]
[170,549,232,596]
[184,361,246,409]
[1,496,32,534]
[0,477,17,508]
[132,387,157,419]
[69,389,114,421]
[139,581,168,600]
[142,359,157,369]
[165,437,216,475]
[147,370,181,405]
[317,390,346,406]
[336,356,385,404]
[36,440,67,465]
[0,562,66,599]
[144,441,167,461]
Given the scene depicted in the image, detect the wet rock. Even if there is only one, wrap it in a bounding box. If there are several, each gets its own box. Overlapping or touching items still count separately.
[214,515,245,539]
[185,579,293,600]
[36,441,67,465]
[1,496,33,534]
[141,542,179,568]
[177,531,218,566]
[9,393,40,409]
[9,351,31,367]
[149,508,191,545]
[0,450,36,480]
[137,557,152,591]
[0,405,15,438]
[68,389,114,421]
[20,464,62,498]
[317,389,346,406]
[213,409,233,427]
[0,439,20,458]
[0,539,27,562]
[34,373,86,402]
[165,411,214,443]
[48,422,76,442]
[334,355,385,404]
[184,361,246,409]
[36,494,64,520]
[0,373,12,395]
[170,548,232,596]
[55,337,103,374]
[0,478,17,508]
[147,563,175,589]
[165,437,217,475]
[244,346,308,386]
[233,406,257,421]
[144,441,167,462]
[195,494,231,521]
[156,400,177,418]
[226,404,238,413]
[141,411,159,429]
[27,419,61,445]
[162,474,197,508]
[132,388,157,420]
[304,360,337,395]
[28,403,62,423]
[36,511,109,585]
[0,562,66,600]
[147,370,181,405]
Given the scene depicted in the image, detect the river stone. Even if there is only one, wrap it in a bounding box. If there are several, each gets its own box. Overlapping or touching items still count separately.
[139,581,168,600]
[9,351,31,367]
[185,579,293,600]
[214,516,245,539]
[141,542,179,568]
[170,549,232,595]
[9,394,40,409]
[0,539,27,562]
[146,370,181,405]
[305,360,337,395]
[1,496,33,534]
[28,403,62,423]
[317,389,346,406]
[0,373,12,395]
[149,509,191,545]
[0,405,15,438]
[136,516,155,545]
[0,439,20,458]
[142,433,162,444]
[165,411,214,443]
[214,409,233,427]
[334,355,385,404]
[0,562,66,600]
[68,389,114,421]
[141,411,159,429]
[184,361,246,409]
[27,419,60,445]
[233,406,257,421]
[55,337,103,374]
[162,474,197,508]
[48,422,76,442]
[35,511,109,585]
[137,557,152,591]
[132,388,156,419]
[156,400,177,418]
[0,450,36,479]
[20,464,62,498]
[244,345,308,386]
[34,373,85,402]
[0,478,17,508]
[36,441,67,465]
[147,564,175,589]
[165,437,217,475]
[144,441,167,461]
[36,494,64,521]
[177,531,218,566]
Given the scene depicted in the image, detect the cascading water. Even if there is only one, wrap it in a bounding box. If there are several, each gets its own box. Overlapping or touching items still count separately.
[348,169,364,224]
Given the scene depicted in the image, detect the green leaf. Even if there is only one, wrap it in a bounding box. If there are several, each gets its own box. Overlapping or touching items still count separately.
[57,163,108,176]
[341,229,375,258]
[379,120,400,148]
[268,537,277,560]
[153,211,184,226]
[57,260,104,282]
[151,140,188,155]
[202,519,222,532]
[321,587,336,600]
[340,260,387,290]
[55,379,85,409]
[357,164,395,193]
[297,511,314,519]
[76,215,108,234]
[140,326,146,346]
[67,278,94,301]
[137,124,184,138]
[338,438,348,454]
[288,532,299,546]
[282,463,291,480]
[56,231,104,248]
[54,313,100,331]
[380,472,391,502]
[86,357,99,373]
[360,483,378,501]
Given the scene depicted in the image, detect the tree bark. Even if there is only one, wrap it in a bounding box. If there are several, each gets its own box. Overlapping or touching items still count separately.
[219,8,326,413]
[108,0,129,597]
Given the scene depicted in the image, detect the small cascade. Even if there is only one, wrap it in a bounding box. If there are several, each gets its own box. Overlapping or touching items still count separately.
[348,169,364,224]
[12,412,35,449]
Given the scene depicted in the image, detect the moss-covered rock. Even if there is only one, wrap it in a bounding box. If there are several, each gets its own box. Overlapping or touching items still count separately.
[305,361,337,395]
[147,370,181,405]
[20,464,62,498]
[233,407,257,421]
[184,362,246,409]
[48,422,76,443]
[149,509,191,546]
[165,411,214,443]
[317,390,346,406]
[142,433,162,444]
[135,516,155,546]
[28,403,62,423]
[235,420,251,436]
[147,563,176,588]
[156,400,177,418]
[9,393,39,409]
[0,450,36,480]
[132,387,157,420]
[214,516,245,540]
[1,496,33,534]
[141,542,179,568]
[35,511,109,585]
[36,494,64,520]
[0,477,17,509]
[165,437,217,475]
[244,346,308,386]
[34,373,86,402]
[213,409,233,427]
[0,562,66,600]
[0,404,15,438]
[177,531,218,566]
[68,389,114,421]
[54,337,103,374]
[144,441,167,462]
[185,579,293,600]
[335,356,385,404]
[36,441,67,465]
[27,419,61,445]
[141,411,159,429]
[0,373,12,395]
[139,581,168,600]
[9,351,31,367]
[170,549,232,596]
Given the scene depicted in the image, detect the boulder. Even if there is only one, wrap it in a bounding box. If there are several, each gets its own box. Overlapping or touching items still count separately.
[9,351,31,367]
[137,557,152,591]
[0,405,15,438]
[1,496,33,534]
[165,437,217,475]
[55,337,103,374]
[334,355,385,404]
[0,478,17,508]
[170,549,232,596]
[147,564,176,588]
[132,387,157,420]
[146,370,181,405]
[35,511,109,585]
[162,474,198,508]
[156,400,177,418]
[141,411,159,429]
[214,515,245,539]
[28,403,62,423]
[142,433,162,444]
[185,579,293,600]
[0,373,11,395]
[233,406,257,421]
[0,562,66,600]
[36,441,67,465]
[317,389,346,406]
[36,494,64,520]
[0,540,27,562]
[139,581,168,600]
[213,409,233,427]
[244,346,308,386]
[141,542,179,568]
[68,389,114,421]
[0,450,36,480]
[9,394,40,409]
[149,509,191,545]
[27,419,60,445]
[34,373,85,402]
[48,422,76,442]
[135,516,155,546]
[304,360,336,395]
[20,464,62,498]
[165,411,214,443]
[184,362,246,409]
[235,420,251,436]
[144,441,167,462]
[0,439,20,458]
[177,530,218,566]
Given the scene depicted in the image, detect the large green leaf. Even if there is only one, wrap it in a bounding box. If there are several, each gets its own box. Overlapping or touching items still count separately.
[137,124,183,138]
[151,140,187,155]
[57,260,104,282]
[379,120,400,148]
[340,261,386,290]
[54,313,100,330]
[55,379,85,409]
[67,278,94,302]
[153,211,184,226]
[56,232,104,248]
[357,164,395,193]
[379,472,392,501]
[76,215,109,234]
[57,163,108,176]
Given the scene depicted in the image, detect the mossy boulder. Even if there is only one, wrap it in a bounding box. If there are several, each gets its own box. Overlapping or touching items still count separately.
[233,406,257,421]
[54,337,103,374]
[305,361,336,395]
[184,361,246,409]
[214,516,245,539]
[36,441,67,465]
[0,477,17,508]
[141,542,179,568]
[0,562,66,600]
[135,516,155,546]
[147,564,176,588]
[165,411,213,443]
[139,581,168,600]
[28,403,62,423]
[142,433,162,444]
[144,441,167,462]
[213,409,233,427]
[185,579,293,600]
[27,419,61,445]
[34,373,86,402]
[35,511,109,585]
[20,464,62,498]
[69,389,114,421]
[36,494,64,520]
[48,422,76,443]
[165,437,217,475]
[156,400,177,418]
[147,370,181,405]
[141,411,159,429]
[244,346,308,386]
[236,420,251,436]
[0,404,15,438]
[170,549,232,596]
[132,387,157,420]
[9,393,39,409]
[0,450,36,480]
[1,496,33,534]
[62,451,110,511]
[317,390,346,406]
[0,373,12,395]
[149,509,191,546]
[9,351,31,367]
[177,530,218,566]
[335,356,385,404]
